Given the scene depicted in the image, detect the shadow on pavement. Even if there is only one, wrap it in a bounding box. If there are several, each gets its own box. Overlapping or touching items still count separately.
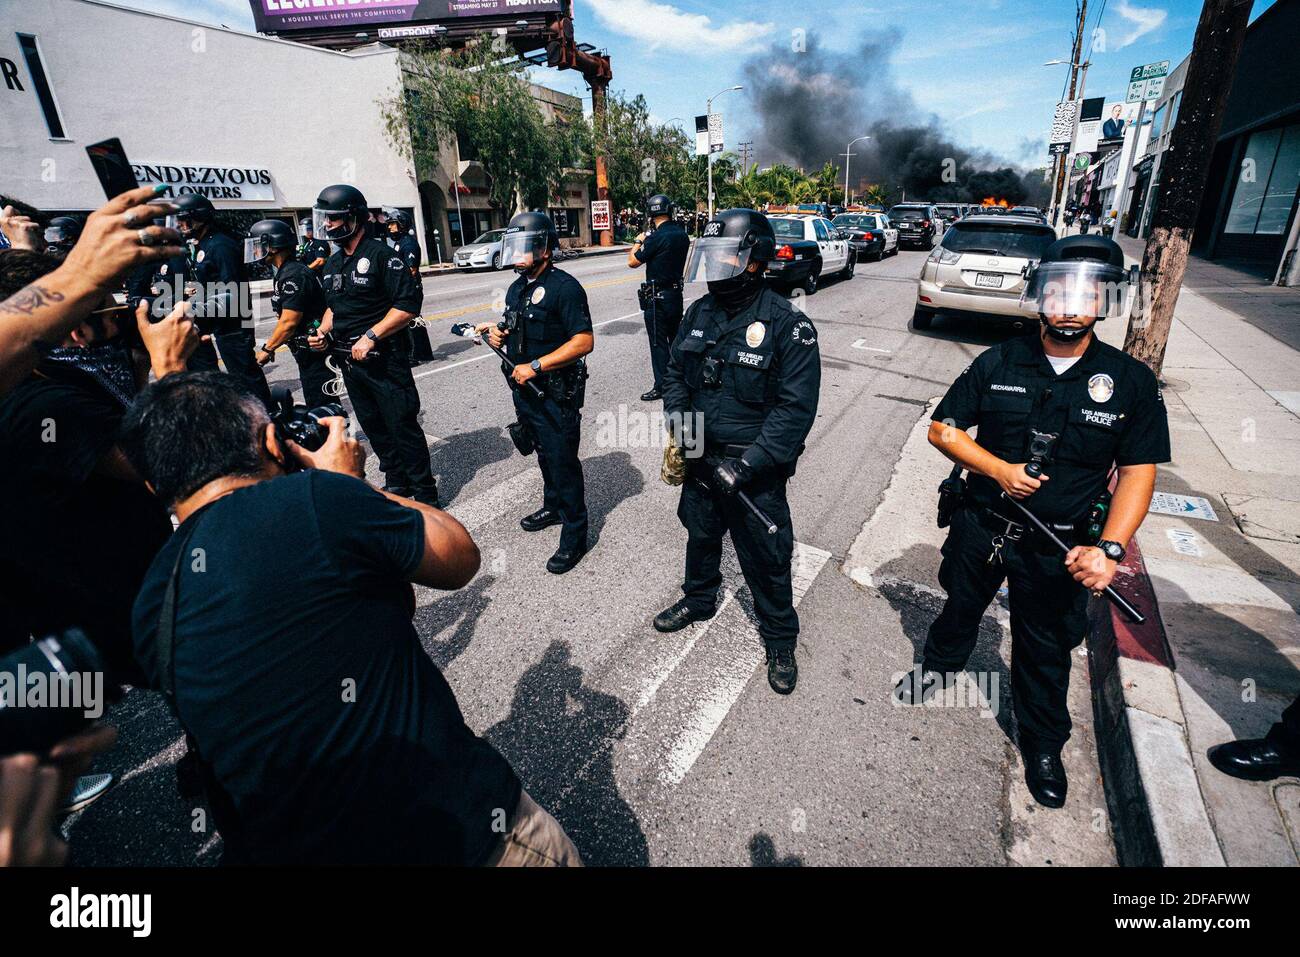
[430,426,516,505]
[875,543,1016,744]
[583,450,646,544]
[485,641,649,866]
[749,832,805,866]
[416,574,495,669]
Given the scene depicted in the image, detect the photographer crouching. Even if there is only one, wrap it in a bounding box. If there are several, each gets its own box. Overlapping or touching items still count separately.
[119,372,580,866]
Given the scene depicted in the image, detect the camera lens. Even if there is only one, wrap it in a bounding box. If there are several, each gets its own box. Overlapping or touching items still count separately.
[0,629,107,757]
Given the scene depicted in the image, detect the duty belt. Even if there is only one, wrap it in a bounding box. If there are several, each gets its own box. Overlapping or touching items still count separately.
[979,507,1075,545]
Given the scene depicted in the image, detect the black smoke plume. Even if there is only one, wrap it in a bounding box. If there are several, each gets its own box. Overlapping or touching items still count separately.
[741,30,1049,206]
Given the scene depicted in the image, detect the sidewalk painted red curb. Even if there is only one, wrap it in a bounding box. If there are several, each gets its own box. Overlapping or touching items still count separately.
[1109,536,1175,669]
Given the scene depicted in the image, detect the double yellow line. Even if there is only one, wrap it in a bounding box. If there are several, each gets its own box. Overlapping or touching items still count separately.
[418,274,642,324]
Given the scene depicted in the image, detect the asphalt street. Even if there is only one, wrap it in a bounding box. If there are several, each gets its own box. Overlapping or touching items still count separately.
[66,245,1080,866]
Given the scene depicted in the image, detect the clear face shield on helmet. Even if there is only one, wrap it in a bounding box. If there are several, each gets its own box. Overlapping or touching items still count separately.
[1020,260,1133,321]
[501,229,551,271]
[44,225,77,247]
[684,236,755,284]
[312,206,362,243]
[242,235,277,264]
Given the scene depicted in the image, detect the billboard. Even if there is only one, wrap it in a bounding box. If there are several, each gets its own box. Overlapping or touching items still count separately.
[248,0,563,36]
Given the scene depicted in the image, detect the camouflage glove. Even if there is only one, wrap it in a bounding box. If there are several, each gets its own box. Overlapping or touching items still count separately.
[661,434,686,486]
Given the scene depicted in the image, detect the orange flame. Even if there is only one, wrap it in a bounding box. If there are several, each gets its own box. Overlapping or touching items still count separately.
[980,197,1011,207]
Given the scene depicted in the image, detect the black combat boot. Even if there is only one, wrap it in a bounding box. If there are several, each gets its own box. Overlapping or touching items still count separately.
[766,645,797,695]
[653,599,716,633]
[520,508,563,532]
[1208,738,1300,782]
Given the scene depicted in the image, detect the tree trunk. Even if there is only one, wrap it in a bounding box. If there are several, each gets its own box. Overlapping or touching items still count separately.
[1124,0,1255,376]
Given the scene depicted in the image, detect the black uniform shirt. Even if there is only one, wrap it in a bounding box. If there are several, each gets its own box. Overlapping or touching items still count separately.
[503,264,592,365]
[663,284,821,471]
[634,221,690,286]
[933,333,1171,524]
[321,236,423,341]
[298,238,332,268]
[395,235,421,273]
[271,260,326,329]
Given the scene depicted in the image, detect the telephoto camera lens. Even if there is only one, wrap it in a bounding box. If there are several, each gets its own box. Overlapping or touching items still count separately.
[0,629,107,757]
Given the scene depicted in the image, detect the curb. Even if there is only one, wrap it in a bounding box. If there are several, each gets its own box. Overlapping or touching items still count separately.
[1088,535,1227,866]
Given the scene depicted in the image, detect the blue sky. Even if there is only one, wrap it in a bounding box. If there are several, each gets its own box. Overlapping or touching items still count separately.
[117,0,1277,169]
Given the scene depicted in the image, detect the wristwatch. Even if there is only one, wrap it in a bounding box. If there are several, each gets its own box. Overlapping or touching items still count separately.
[530,359,543,374]
[1097,540,1126,562]
[365,329,379,342]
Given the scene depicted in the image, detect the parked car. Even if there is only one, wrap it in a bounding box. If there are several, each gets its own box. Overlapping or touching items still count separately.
[765,214,855,294]
[453,228,507,270]
[1009,205,1047,223]
[912,213,1058,330]
[832,212,899,261]
[933,203,964,226]
[886,203,944,249]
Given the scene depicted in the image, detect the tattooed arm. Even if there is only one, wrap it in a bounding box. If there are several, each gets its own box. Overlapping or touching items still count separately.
[0,186,183,396]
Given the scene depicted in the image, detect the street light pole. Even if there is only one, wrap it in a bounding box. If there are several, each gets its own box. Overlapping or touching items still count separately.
[842,135,870,206]
[707,85,743,220]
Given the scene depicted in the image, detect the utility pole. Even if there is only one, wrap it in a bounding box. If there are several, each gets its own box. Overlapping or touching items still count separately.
[1050,0,1087,226]
[1124,0,1255,376]
[738,141,754,171]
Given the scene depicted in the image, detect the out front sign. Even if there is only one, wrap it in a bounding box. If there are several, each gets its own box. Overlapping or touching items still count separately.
[131,163,274,201]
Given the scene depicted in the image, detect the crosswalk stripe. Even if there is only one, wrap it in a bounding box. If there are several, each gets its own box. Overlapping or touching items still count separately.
[654,542,832,787]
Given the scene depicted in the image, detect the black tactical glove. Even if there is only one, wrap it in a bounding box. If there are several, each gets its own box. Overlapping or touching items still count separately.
[713,457,753,496]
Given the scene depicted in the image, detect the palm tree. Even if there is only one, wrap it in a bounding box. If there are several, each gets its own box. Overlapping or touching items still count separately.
[862,183,889,207]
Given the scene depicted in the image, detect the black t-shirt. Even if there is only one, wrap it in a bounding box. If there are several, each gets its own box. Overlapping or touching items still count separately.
[131,470,520,865]
[932,333,1171,523]
[321,237,424,341]
[503,264,593,363]
[635,221,690,286]
[0,374,171,681]
[271,260,325,329]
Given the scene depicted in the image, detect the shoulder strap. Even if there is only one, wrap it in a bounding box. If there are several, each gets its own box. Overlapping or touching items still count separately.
[156,519,203,701]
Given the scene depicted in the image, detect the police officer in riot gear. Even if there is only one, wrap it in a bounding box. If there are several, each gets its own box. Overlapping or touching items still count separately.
[297,219,331,272]
[43,215,83,256]
[628,193,689,401]
[244,219,332,409]
[657,209,821,695]
[172,193,271,405]
[308,184,437,505]
[475,211,594,575]
[385,209,423,280]
[903,235,1169,807]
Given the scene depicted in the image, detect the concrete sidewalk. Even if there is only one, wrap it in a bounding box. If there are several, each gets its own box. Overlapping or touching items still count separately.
[1095,239,1300,865]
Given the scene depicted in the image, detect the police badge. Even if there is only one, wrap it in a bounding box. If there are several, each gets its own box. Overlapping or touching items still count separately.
[1088,373,1114,403]
[746,321,765,348]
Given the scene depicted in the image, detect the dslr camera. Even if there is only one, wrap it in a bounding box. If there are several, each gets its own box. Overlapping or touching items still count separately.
[270,387,346,453]
[0,629,110,758]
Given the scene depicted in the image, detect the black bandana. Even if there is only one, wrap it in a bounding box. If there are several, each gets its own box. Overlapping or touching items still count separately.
[39,340,138,409]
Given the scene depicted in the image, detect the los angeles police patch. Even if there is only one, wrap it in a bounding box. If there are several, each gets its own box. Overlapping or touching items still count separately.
[746,321,765,348]
[792,320,817,346]
[1088,373,1114,403]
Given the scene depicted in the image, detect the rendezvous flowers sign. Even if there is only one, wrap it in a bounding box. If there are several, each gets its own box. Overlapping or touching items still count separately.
[249,0,563,34]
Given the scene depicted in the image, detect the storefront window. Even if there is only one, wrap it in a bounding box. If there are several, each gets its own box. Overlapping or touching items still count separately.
[549,208,580,239]
[1150,104,1166,142]
[1258,125,1300,235]
[1226,124,1300,235]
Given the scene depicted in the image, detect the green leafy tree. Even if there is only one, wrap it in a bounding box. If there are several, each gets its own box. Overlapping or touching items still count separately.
[379,39,580,214]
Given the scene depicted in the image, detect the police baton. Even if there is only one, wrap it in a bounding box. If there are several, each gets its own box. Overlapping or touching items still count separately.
[449,321,546,400]
[1000,493,1145,625]
[691,476,778,535]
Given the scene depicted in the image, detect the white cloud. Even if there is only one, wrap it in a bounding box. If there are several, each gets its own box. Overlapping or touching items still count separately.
[582,0,774,53]
[1112,0,1168,49]
[111,0,256,30]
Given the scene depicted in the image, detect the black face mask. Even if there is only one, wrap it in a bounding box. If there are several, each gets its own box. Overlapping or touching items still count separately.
[1040,315,1098,343]
[708,268,765,314]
